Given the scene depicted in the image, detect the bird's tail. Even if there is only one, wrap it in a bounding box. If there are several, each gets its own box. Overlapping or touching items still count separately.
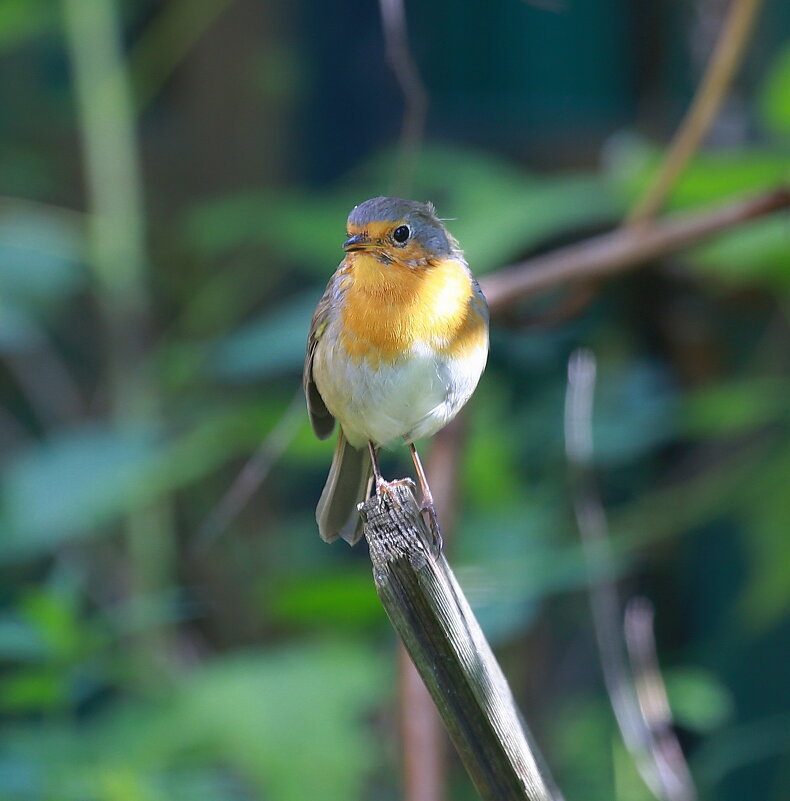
[316,429,372,545]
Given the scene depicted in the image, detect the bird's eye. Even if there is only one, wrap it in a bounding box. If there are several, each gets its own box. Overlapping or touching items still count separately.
[392,225,410,243]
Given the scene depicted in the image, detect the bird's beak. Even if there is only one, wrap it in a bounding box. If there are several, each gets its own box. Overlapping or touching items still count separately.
[343,234,374,253]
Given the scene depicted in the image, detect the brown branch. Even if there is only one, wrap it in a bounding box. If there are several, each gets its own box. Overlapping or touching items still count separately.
[378,0,429,196]
[627,0,764,224]
[399,645,446,801]
[481,188,790,313]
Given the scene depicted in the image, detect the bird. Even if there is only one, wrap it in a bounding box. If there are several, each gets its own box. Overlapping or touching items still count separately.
[303,197,489,546]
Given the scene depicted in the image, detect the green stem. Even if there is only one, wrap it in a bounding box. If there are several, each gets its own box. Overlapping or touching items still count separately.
[61,0,175,681]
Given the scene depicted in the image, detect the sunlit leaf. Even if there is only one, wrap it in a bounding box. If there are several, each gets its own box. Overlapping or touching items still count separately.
[0,0,55,50]
[688,215,790,289]
[760,42,790,139]
[267,570,385,630]
[605,134,789,206]
[0,668,65,712]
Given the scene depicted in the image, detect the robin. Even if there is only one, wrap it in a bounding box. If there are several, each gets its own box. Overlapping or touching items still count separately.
[304,197,489,546]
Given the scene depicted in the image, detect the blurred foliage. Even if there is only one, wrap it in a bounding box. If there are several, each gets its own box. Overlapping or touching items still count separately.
[1,2,789,800]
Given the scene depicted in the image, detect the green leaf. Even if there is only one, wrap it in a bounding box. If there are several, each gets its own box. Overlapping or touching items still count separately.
[0,302,43,351]
[0,209,84,307]
[186,145,623,278]
[364,146,622,273]
[151,643,387,800]
[267,570,386,630]
[0,641,387,801]
[0,424,162,559]
[683,378,789,437]
[664,667,734,732]
[738,451,790,629]
[605,134,789,207]
[211,291,316,381]
[759,42,790,139]
[687,215,790,289]
[551,697,617,801]
[0,668,66,713]
[184,189,350,269]
[0,614,48,661]
[0,0,55,50]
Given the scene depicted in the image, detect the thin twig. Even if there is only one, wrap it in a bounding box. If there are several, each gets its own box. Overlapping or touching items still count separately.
[130,0,235,110]
[481,187,790,312]
[625,597,698,801]
[378,0,429,196]
[195,391,304,547]
[627,0,764,224]
[564,350,697,801]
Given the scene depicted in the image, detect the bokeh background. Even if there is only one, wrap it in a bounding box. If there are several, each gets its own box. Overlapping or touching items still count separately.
[1,1,789,799]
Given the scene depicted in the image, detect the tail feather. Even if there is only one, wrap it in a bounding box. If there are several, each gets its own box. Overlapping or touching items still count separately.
[316,430,372,544]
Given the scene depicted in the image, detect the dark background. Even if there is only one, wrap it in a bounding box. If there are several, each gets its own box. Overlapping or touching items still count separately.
[1,1,789,799]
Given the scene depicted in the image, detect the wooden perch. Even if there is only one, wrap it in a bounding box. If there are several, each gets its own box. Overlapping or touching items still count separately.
[359,482,561,801]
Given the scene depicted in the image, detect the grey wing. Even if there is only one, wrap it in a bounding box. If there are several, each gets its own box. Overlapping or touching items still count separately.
[471,275,490,324]
[303,277,337,440]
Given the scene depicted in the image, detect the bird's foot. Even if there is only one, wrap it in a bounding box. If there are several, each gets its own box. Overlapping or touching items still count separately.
[373,477,415,515]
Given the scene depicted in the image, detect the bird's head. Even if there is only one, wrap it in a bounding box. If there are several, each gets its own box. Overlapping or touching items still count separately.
[343,197,456,269]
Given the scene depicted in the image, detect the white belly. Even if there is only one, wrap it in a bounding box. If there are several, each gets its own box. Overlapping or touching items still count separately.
[313,336,487,448]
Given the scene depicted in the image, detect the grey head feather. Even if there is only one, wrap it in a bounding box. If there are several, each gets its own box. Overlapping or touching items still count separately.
[347,197,453,258]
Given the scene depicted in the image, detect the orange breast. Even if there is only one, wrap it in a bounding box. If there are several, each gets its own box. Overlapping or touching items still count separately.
[339,254,486,366]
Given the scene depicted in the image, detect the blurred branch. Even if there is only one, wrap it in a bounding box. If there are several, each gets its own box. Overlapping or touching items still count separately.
[481,187,790,312]
[130,0,235,110]
[625,597,698,800]
[61,0,175,677]
[360,482,561,801]
[627,0,764,224]
[195,391,304,547]
[379,0,428,195]
[399,644,446,801]
[564,350,697,801]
